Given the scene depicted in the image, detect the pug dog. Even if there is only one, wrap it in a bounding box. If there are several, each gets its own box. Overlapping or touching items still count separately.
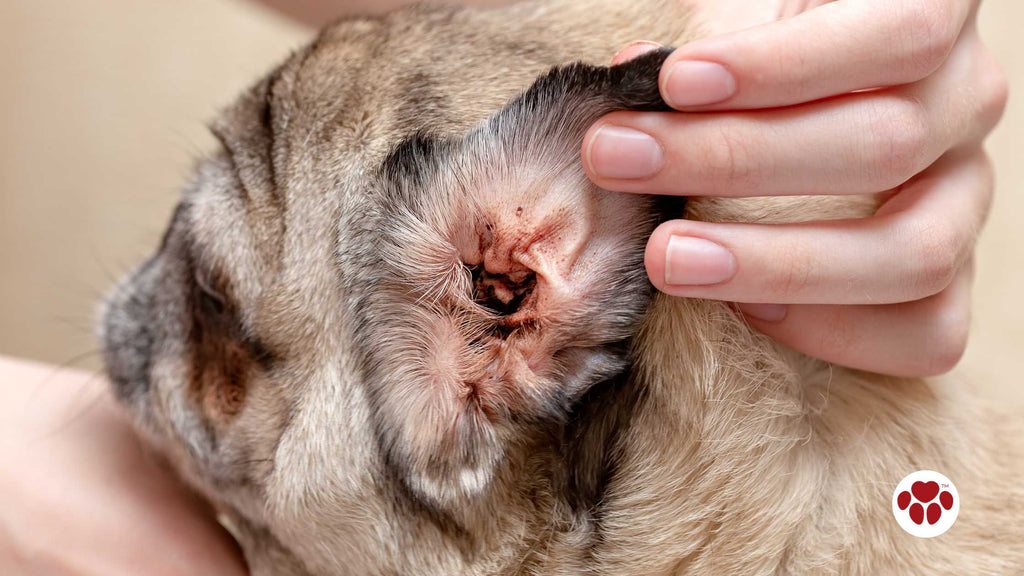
[100,0,1024,574]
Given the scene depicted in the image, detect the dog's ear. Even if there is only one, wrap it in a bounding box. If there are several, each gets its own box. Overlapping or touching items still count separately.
[358,49,680,509]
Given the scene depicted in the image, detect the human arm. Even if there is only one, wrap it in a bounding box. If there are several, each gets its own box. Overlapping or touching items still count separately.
[0,356,248,575]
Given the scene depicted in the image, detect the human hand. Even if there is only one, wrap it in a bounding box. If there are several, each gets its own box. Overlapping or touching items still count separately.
[0,357,248,576]
[583,0,1008,377]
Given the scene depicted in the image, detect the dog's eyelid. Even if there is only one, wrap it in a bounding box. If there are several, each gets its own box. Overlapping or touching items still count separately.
[195,269,228,312]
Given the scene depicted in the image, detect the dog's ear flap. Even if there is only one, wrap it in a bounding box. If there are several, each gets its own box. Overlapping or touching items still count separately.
[601,47,676,111]
[378,48,676,200]
[364,50,679,510]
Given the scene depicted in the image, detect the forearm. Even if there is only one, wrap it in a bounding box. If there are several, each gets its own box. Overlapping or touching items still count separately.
[0,356,247,575]
[0,355,114,445]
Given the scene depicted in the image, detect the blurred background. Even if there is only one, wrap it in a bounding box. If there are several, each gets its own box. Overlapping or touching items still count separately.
[0,0,1021,405]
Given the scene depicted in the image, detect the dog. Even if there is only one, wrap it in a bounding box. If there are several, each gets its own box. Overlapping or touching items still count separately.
[100,1,1024,573]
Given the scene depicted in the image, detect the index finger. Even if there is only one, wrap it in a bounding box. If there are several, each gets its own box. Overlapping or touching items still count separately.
[661,0,973,110]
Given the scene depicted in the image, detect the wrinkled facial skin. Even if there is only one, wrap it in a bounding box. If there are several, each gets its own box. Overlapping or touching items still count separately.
[101,5,688,574]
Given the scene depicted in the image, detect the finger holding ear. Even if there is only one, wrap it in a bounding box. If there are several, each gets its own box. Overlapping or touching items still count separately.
[643,149,993,306]
[643,149,992,378]
[586,26,1006,197]
[736,258,975,378]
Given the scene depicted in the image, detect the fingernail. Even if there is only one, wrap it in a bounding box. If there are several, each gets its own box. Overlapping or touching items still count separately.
[664,236,737,286]
[737,303,788,323]
[663,61,736,108]
[611,41,662,66]
[586,126,663,180]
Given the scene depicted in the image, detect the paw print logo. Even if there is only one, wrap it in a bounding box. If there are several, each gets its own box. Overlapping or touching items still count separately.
[892,470,959,538]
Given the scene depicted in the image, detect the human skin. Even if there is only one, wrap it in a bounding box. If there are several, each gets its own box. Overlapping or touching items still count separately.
[0,356,248,576]
[584,0,1006,378]
[255,0,1007,378]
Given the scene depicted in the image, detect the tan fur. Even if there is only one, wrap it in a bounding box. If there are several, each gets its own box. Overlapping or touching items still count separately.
[100,1,1024,574]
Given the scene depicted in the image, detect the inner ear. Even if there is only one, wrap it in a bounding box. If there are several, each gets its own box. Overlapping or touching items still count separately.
[361,49,684,508]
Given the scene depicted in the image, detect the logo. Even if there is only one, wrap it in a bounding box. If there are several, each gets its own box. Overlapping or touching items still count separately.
[892,470,959,538]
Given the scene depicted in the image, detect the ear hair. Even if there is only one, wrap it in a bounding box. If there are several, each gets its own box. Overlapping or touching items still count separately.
[484,47,675,157]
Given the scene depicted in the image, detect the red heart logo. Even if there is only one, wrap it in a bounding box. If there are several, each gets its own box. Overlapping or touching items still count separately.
[912,481,940,503]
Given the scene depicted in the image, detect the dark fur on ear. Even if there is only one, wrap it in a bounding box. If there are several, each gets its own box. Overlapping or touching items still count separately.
[379,48,675,186]
[501,46,676,118]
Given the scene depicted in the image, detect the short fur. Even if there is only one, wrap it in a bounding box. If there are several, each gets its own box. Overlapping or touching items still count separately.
[101,1,1024,574]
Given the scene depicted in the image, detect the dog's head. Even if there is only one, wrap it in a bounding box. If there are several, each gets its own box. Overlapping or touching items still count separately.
[101,6,681,574]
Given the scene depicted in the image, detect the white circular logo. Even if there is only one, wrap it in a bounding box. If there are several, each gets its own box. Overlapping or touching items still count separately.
[892,470,959,538]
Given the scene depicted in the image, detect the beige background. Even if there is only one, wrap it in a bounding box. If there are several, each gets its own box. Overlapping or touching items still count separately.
[1,1,1021,405]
